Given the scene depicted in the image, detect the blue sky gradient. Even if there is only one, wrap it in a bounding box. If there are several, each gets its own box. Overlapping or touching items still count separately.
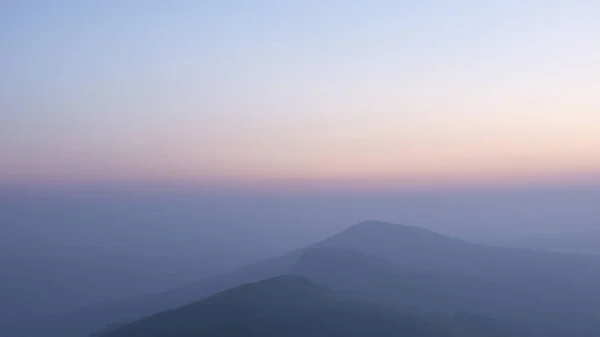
[2,1,599,187]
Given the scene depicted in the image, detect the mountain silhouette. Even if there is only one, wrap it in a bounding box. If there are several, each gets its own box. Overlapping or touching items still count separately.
[96,275,512,337]
[13,221,600,337]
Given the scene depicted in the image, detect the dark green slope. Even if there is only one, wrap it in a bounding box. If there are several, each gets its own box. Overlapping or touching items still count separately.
[98,275,509,337]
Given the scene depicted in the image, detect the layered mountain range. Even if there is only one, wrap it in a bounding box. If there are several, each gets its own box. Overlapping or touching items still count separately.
[9,221,600,337]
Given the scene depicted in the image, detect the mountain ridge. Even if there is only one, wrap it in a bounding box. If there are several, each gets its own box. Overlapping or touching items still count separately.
[96,275,513,337]
[12,220,600,337]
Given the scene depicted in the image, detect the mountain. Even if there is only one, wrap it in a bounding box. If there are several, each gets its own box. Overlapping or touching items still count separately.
[289,246,600,337]
[95,275,512,337]
[4,251,303,337]
[305,221,600,337]
[13,221,600,337]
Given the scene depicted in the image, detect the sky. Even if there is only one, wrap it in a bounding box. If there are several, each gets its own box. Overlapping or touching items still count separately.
[2,1,600,189]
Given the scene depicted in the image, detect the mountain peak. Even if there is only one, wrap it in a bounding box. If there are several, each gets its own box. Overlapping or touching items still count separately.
[312,220,469,265]
[343,220,442,238]
[351,220,418,229]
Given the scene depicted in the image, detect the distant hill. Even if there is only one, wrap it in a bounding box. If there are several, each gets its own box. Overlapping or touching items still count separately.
[14,220,600,337]
[290,246,600,337]
[96,275,512,337]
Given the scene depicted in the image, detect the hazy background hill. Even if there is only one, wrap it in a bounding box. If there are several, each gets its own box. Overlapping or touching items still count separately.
[3,184,599,325]
[291,245,600,337]
[12,220,600,337]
